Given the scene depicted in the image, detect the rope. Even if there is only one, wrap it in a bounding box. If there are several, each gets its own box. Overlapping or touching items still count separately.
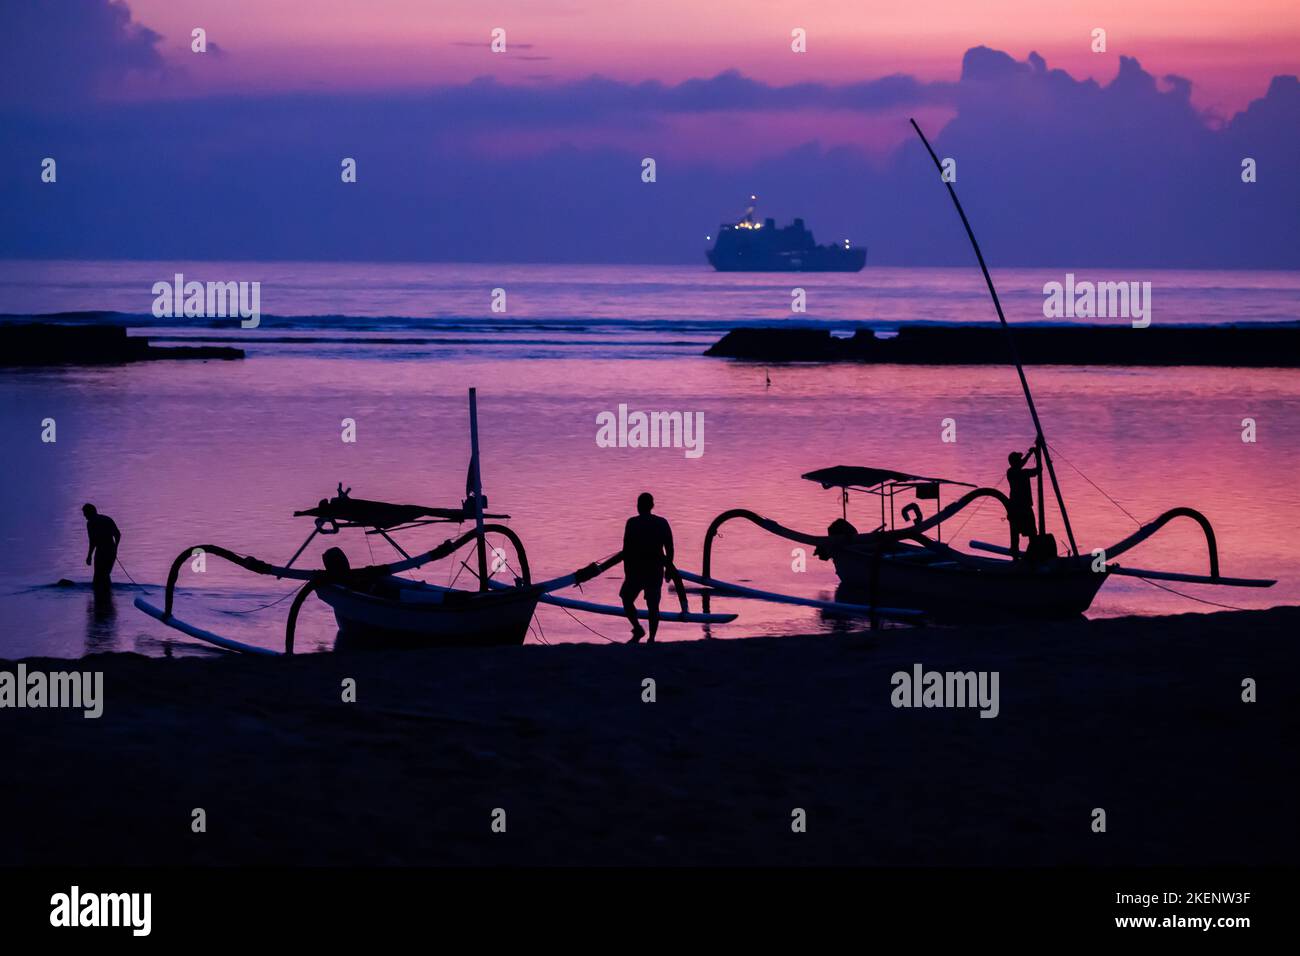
[1135,575,1249,611]
[556,602,619,643]
[488,533,510,580]
[948,469,1007,541]
[118,552,306,615]
[1047,441,1142,528]
[448,527,469,588]
[113,557,150,593]
[1045,442,1248,611]
[219,585,303,615]
[527,608,550,645]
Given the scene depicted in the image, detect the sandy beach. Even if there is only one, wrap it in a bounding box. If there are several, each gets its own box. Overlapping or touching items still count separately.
[2,606,1294,867]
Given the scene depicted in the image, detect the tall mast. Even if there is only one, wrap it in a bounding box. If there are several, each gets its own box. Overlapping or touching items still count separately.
[908,119,1078,556]
[467,387,490,590]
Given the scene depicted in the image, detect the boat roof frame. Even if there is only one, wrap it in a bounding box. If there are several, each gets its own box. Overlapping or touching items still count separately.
[801,466,976,496]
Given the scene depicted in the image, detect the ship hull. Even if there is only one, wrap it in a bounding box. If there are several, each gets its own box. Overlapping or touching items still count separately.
[707,249,866,272]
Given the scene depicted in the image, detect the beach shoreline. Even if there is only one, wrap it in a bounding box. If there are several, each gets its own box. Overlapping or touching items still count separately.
[2,605,1294,866]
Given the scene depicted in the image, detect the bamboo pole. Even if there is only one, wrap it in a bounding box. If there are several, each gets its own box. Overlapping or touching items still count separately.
[467,388,490,590]
[909,118,1079,555]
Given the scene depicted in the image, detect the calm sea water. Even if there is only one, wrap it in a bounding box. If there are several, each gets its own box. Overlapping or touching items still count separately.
[2,261,1298,658]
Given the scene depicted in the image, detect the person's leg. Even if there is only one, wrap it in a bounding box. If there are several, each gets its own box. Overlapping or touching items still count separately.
[93,548,114,594]
[1012,512,1031,559]
[644,581,662,642]
[619,579,645,642]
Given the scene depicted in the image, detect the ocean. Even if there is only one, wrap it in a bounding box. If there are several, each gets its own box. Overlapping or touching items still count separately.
[2,260,1298,658]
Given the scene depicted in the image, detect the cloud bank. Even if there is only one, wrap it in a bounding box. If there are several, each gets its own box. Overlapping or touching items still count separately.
[1,2,1296,267]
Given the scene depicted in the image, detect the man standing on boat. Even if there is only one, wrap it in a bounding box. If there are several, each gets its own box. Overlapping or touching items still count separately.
[621,492,675,643]
[1006,448,1041,558]
[83,503,121,595]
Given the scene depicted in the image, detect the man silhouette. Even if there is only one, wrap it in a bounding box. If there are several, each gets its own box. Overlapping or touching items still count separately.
[1006,447,1041,558]
[620,492,674,643]
[83,503,121,595]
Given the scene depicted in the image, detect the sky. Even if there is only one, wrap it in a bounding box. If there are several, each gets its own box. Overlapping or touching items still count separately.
[120,0,1300,116]
[1,0,1297,266]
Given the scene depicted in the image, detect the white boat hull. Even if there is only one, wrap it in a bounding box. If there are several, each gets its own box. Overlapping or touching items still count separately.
[317,576,538,647]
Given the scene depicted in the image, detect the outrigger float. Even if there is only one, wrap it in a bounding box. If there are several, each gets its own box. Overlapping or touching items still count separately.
[696,119,1275,622]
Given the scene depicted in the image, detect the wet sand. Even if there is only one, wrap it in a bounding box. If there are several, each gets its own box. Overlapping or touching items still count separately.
[1,607,1295,866]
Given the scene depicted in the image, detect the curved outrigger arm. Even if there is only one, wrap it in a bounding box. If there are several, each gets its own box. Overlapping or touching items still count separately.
[520,551,623,594]
[1088,505,1274,586]
[702,487,1019,578]
[701,510,828,579]
[485,550,739,625]
[867,487,1017,548]
[969,506,1276,587]
[162,523,532,617]
[154,523,535,654]
[284,577,326,655]
[1103,507,1223,577]
[164,544,313,616]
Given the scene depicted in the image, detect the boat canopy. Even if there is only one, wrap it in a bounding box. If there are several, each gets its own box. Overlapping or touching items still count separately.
[801,466,975,493]
[294,496,506,530]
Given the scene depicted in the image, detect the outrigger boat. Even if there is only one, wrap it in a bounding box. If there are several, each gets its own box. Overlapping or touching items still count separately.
[135,389,740,654]
[697,120,1276,622]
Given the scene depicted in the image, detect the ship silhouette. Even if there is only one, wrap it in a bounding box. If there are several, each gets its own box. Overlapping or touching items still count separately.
[706,196,866,272]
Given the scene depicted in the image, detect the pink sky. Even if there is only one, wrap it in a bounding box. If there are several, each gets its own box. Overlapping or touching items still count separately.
[129,0,1299,117]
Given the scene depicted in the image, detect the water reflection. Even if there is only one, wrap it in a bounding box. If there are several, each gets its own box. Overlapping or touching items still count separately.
[84,589,118,653]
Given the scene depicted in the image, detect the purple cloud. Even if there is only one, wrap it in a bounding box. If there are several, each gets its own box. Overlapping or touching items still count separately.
[0,31,1295,267]
[1,0,163,106]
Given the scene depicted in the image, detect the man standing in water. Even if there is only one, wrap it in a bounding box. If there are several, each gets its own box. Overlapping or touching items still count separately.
[1006,446,1041,558]
[83,503,121,595]
[620,492,675,643]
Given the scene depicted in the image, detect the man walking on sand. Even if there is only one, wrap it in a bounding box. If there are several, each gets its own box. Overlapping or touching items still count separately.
[620,492,675,643]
